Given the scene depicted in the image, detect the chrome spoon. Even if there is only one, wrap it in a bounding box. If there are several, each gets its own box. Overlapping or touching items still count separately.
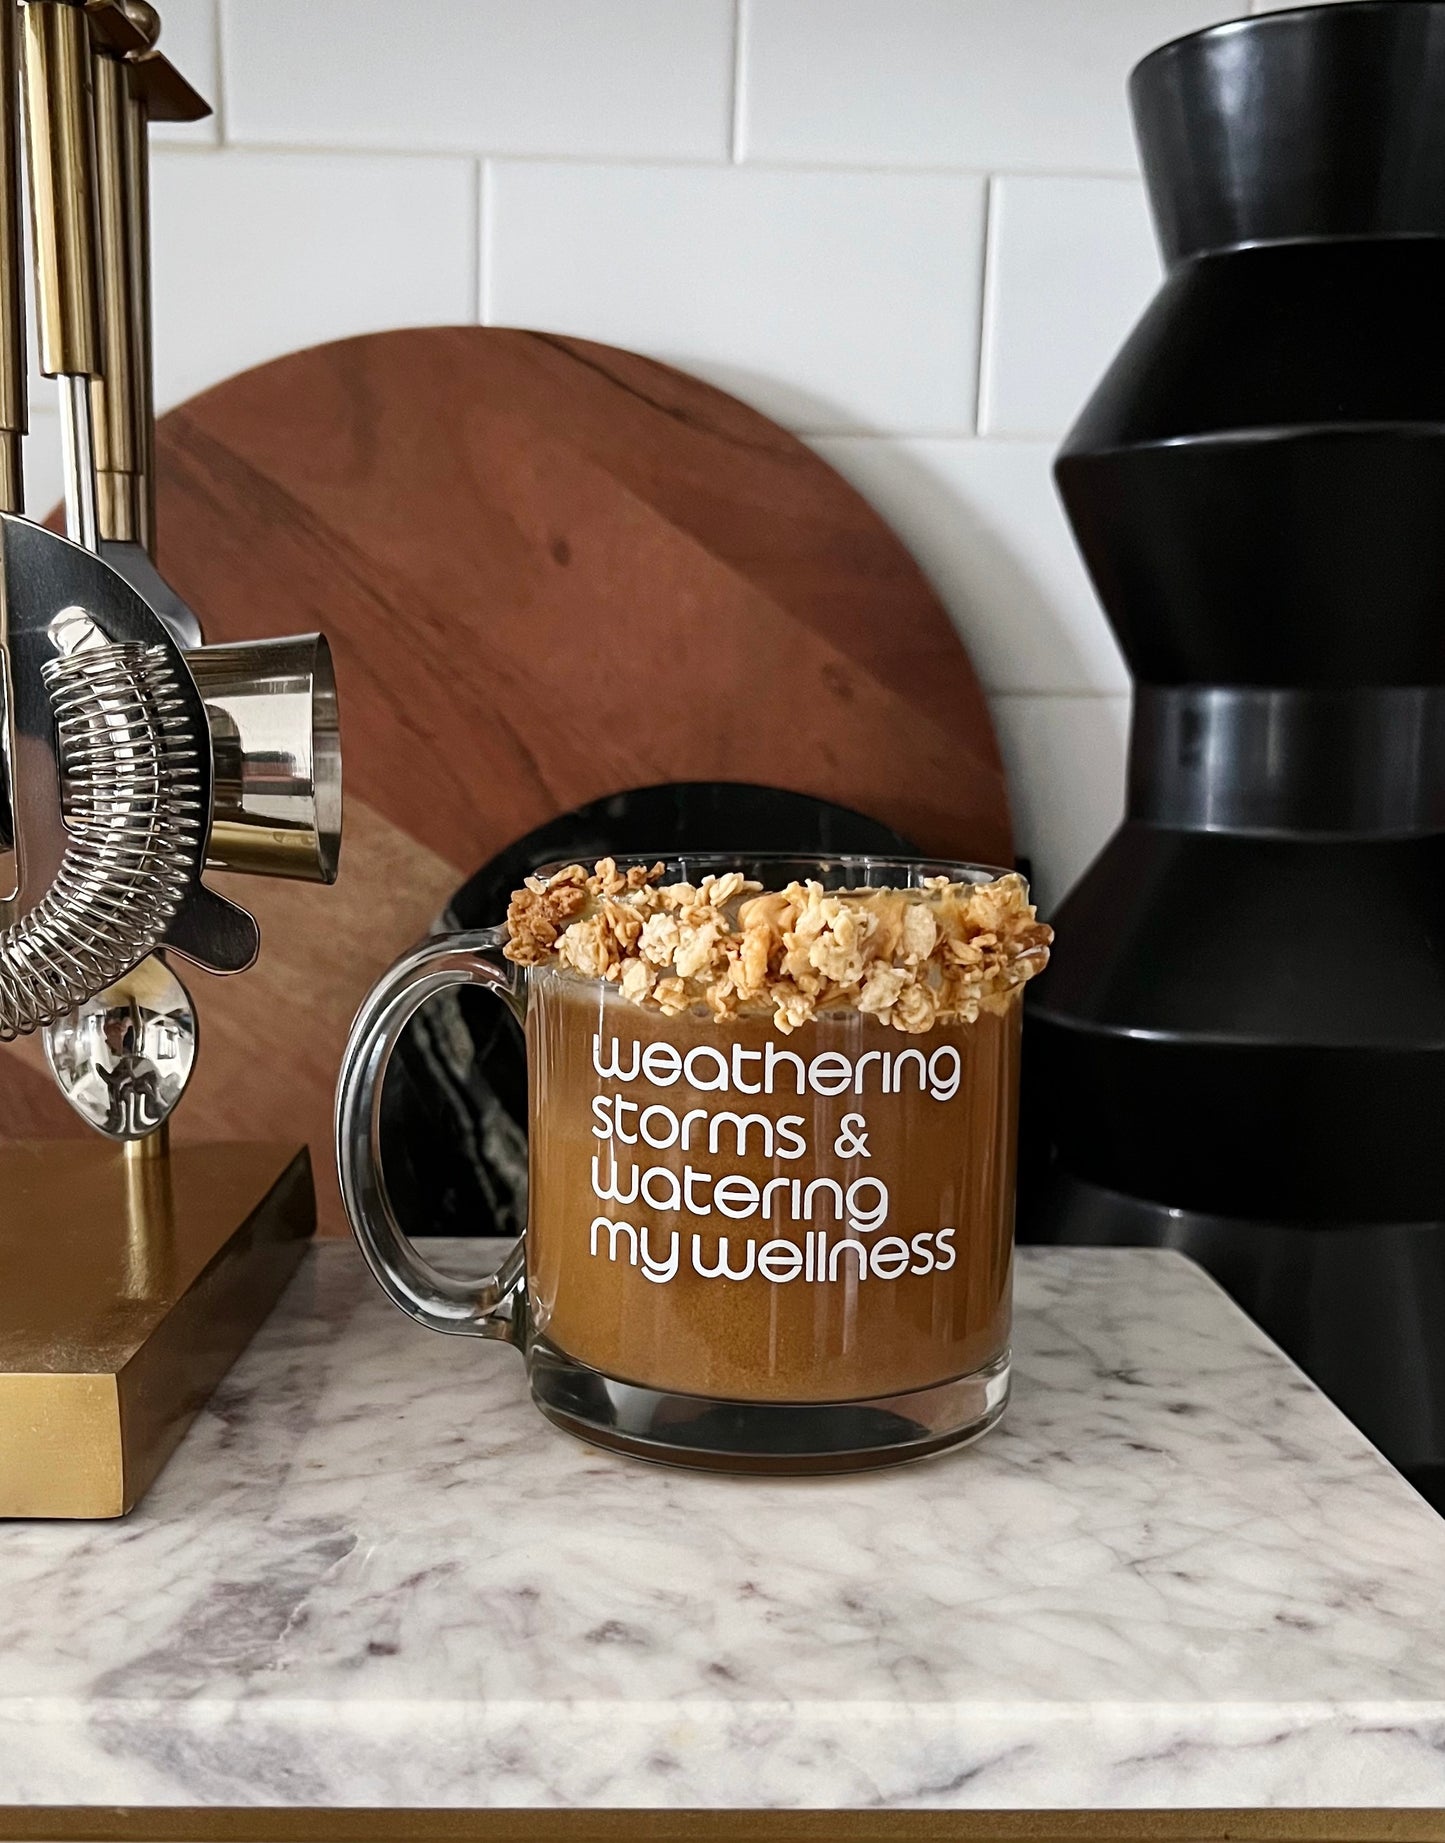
[44,953,196,1141]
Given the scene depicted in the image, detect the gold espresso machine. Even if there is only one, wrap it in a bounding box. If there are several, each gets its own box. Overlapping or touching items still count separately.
[0,0,341,1517]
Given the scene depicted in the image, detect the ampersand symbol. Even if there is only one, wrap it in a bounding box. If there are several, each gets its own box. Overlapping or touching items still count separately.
[834,1114,870,1159]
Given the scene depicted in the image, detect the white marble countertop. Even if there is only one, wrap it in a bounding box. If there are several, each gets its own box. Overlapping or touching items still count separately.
[3,1240,1445,1815]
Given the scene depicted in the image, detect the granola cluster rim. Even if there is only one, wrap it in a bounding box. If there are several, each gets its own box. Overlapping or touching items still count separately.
[503,859,1052,1035]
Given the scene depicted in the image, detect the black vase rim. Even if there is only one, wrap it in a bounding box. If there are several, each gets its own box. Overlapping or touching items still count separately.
[1130,0,1445,86]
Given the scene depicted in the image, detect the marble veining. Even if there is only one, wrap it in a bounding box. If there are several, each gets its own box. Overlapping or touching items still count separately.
[2,1243,1444,1811]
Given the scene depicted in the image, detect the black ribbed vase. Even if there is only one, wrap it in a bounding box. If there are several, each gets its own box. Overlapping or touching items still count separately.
[1022,0,1445,1504]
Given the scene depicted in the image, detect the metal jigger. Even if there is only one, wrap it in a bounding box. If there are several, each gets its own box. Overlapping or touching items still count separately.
[0,0,341,1518]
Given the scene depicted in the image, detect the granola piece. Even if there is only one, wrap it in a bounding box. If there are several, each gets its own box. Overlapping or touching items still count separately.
[900,902,938,963]
[704,972,740,1021]
[602,899,643,955]
[736,889,792,935]
[674,917,725,981]
[736,922,774,1000]
[638,912,682,967]
[557,915,613,981]
[771,980,817,1034]
[943,933,986,968]
[807,901,878,986]
[502,870,590,965]
[653,976,692,1016]
[619,958,656,1004]
[699,871,759,909]
[858,962,908,1016]
[892,979,939,1034]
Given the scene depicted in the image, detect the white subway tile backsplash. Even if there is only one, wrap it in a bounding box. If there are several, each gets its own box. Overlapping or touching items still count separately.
[485,163,986,435]
[150,150,476,412]
[990,694,1129,909]
[741,0,1228,172]
[221,0,734,160]
[811,437,1127,695]
[152,0,220,145]
[87,1,1197,901]
[980,174,1160,438]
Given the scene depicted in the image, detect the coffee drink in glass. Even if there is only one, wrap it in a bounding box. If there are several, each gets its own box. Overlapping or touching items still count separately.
[336,856,1051,1472]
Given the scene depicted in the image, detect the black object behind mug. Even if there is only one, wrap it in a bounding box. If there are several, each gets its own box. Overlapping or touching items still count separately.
[381,783,915,1243]
[1022,1,1445,1510]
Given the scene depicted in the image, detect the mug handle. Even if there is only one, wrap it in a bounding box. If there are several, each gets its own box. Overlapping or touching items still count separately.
[335,928,527,1345]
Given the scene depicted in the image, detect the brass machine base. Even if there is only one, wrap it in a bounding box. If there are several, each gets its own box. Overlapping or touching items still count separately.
[0,1138,314,1518]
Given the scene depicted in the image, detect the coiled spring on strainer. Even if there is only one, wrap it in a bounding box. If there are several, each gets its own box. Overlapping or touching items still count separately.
[0,641,203,1039]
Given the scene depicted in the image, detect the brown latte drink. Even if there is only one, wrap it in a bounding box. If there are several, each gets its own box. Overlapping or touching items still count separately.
[503,859,1050,1415]
[340,855,1052,1469]
[527,977,1020,1402]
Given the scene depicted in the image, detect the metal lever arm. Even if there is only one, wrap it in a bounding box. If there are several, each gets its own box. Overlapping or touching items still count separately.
[22,0,101,549]
[90,35,144,544]
[85,6,202,646]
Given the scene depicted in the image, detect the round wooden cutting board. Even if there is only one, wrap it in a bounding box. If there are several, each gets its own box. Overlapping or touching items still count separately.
[1,328,1011,1230]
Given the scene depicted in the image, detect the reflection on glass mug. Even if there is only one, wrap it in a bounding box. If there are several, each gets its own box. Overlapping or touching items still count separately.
[336,855,1052,1474]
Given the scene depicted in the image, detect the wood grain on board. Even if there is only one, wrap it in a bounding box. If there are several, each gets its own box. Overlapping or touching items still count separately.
[3,328,1011,1233]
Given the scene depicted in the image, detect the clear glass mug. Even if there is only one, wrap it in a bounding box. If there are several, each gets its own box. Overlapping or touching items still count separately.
[335,855,1025,1473]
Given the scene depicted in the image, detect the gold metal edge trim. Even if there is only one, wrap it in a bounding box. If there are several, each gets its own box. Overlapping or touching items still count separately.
[0,1140,314,1517]
[0,1810,1442,1843]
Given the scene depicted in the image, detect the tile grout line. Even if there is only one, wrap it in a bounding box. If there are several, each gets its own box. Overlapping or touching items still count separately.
[477,159,492,325]
[969,173,995,436]
[973,173,1002,437]
[161,139,1141,185]
[729,0,747,163]
[210,0,226,143]
[196,143,737,169]
[702,157,1143,183]
[802,429,1072,444]
[154,142,487,171]
[470,157,485,324]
